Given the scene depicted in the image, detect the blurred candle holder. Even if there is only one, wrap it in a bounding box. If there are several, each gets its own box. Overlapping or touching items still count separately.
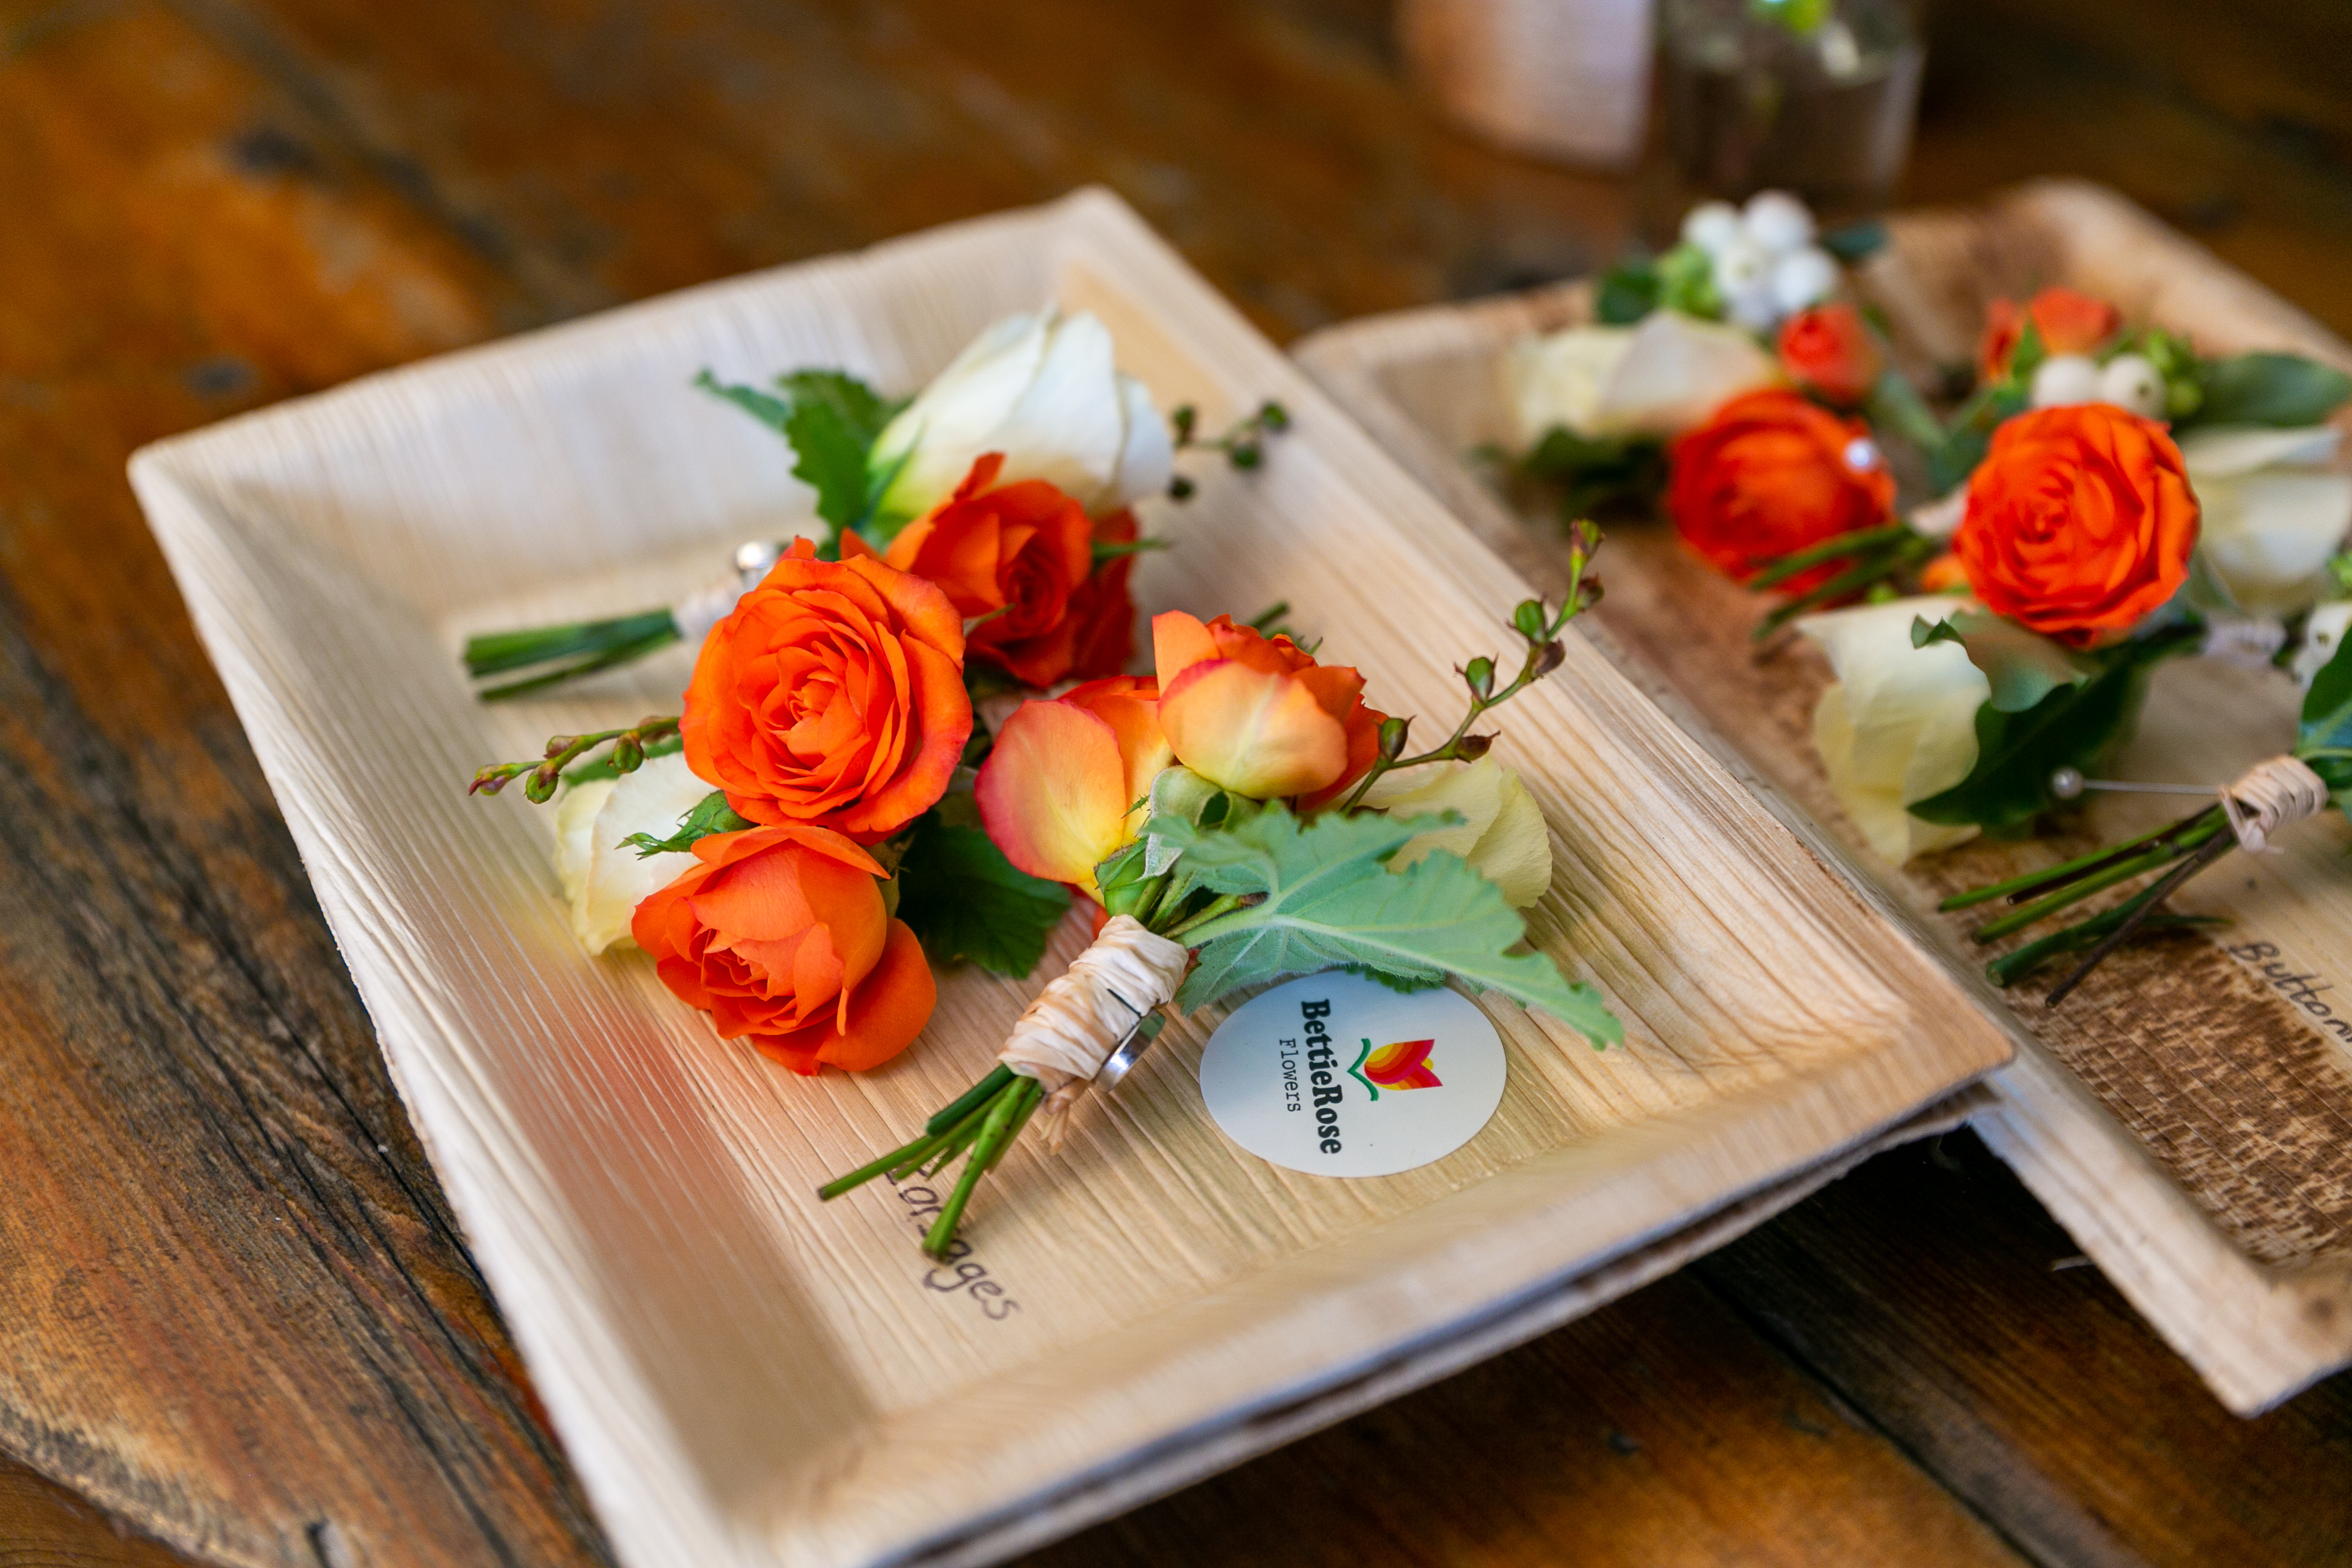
[1658,0,1923,217]
[1401,0,1657,169]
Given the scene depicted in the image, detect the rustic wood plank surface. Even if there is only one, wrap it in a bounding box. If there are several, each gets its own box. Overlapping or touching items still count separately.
[2,1,2350,1565]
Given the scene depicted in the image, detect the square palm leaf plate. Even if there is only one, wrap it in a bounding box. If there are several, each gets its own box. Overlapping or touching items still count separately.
[1296,180,2352,1417]
[129,189,2006,1568]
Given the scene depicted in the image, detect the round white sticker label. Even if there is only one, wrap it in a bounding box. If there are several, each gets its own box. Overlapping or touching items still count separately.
[1196,971,1507,1177]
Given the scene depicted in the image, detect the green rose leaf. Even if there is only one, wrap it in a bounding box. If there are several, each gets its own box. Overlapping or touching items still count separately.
[1594,258,1661,325]
[1912,610,2098,712]
[696,368,911,540]
[621,789,752,858]
[894,820,1071,978]
[2195,352,2352,429]
[2298,631,2352,755]
[1909,626,2200,830]
[1153,803,1620,1046]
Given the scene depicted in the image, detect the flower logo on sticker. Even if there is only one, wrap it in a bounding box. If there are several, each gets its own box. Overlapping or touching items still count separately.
[1351,1038,1441,1096]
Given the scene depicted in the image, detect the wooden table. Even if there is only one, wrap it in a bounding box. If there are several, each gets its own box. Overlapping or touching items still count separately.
[4,2,2351,1564]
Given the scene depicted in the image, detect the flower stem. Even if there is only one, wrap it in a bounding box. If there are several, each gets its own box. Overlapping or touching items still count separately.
[1970,821,2221,943]
[922,1077,1039,1259]
[1745,524,1912,590]
[1939,805,2218,911]
[468,715,681,803]
[1340,524,1602,811]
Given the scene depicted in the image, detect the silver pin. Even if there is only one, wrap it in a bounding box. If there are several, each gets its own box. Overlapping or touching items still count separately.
[2050,766,2217,801]
[1092,989,1165,1093]
[734,539,783,586]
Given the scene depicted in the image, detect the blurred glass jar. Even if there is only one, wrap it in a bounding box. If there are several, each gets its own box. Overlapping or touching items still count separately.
[1659,0,1924,217]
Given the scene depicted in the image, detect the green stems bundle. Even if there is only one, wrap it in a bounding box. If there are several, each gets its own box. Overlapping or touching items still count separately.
[1943,750,2352,1004]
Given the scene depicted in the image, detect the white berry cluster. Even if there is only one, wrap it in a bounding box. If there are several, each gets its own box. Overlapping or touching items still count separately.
[2027,351,2167,419]
[1679,191,1839,333]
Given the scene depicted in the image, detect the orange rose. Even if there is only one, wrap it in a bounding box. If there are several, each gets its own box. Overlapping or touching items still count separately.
[1776,304,1882,407]
[1152,612,1384,807]
[1666,390,1895,592]
[682,539,969,840]
[1953,403,2198,645]
[631,824,935,1074]
[977,675,1172,894]
[881,454,1134,688]
[1978,287,2123,381]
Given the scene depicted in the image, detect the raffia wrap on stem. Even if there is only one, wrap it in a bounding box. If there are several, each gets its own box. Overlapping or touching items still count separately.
[997,915,1191,1134]
[2222,755,2331,853]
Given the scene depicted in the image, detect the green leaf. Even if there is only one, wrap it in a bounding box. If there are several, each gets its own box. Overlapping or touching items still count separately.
[1819,220,1888,264]
[621,789,752,857]
[1909,629,2197,830]
[1912,610,2097,712]
[2195,352,2352,429]
[1594,258,1659,325]
[1153,804,1620,1045]
[774,370,900,451]
[2299,633,2352,754]
[781,398,880,535]
[896,820,1071,977]
[697,368,908,538]
[693,369,794,432]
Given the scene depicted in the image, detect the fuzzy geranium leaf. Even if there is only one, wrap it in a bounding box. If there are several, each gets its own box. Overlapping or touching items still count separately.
[896,820,1070,978]
[1154,804,1619,1046]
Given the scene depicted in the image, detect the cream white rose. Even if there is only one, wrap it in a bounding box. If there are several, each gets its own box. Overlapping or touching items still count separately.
[2179,425,2352,617]
[1361,757,1553,908]
[1504,309,1779,446]
[870,307,1172,520]
[1797,597,1991,864]
[552,751,713,955]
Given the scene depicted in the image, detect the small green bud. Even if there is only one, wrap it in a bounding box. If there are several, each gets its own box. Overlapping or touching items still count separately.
[1168,474,1196,501]
[1229,441,1262,470]
[469,766,511,796]
[1377,715,1411,761]
[1513,599,1547,641]
[543,734,576,759]
[1463,656,1495,699]
[524,766,561,804]
[1171,404,1198,443]
[1257,400,1291,431]
[611,735,644,773]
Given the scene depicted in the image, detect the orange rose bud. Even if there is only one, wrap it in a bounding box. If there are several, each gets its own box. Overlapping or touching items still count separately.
[1666,390,1896,593]
[976,675,1172,894]
[1953,403,2198,646]
[630,824,936,1075]
[884,454,1120,688]
[1776,304,1882,407]
[1978,287,2123,380]
[1152,611,1386,806]
[1918,551,1970,594]
[682,539,970,841]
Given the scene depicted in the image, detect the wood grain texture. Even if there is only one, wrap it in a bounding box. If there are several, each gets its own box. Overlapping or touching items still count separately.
[8,0,2352,1563]
[1289,181,2352,1413]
